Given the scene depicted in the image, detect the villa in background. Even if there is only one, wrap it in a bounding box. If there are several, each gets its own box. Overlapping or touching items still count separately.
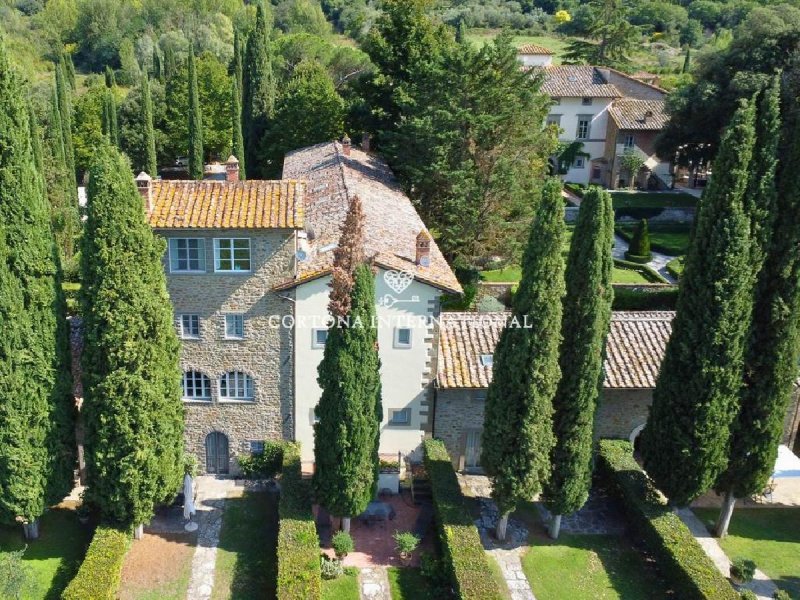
[141,140,461,474]
[518,45,672,189]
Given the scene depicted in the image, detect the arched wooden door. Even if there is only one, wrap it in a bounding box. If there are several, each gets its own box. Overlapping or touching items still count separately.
[205,432,229,474]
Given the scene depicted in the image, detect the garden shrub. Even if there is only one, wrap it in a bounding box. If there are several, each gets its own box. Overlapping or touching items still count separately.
[564,182,585,198]
[773,590,791,600]
[331,531,353,559]
[62,526,131,600]
[422,438,504,600]
[625,219,652,262]
[320,555,343,580]
[277,442,321,600]
[597,440,739,600]
[740,591,757,600]
[612,285,679,310]
[237,440,284,479]
[730,558,756,583]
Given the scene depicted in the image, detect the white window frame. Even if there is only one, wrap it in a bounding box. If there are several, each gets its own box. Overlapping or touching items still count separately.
[480,354,494,367]
[573,157,586,169]
[224,313,245,339]
[312,328,328,349]
[182,371,211,401]
[213,238,251,273]
[219,371,254,401]
[393,327,412,349]
[178,314,200,339]
[168,238,206,273]
[576,116,591,140]
[388,408,412,426]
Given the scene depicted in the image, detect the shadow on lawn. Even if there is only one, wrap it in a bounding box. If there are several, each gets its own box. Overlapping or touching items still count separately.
[216,490,279,600]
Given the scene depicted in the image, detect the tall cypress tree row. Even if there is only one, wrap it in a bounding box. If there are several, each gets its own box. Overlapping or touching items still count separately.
[233,29,244,101]
[231,79,246,179]
[543,185,614,539]
[641,100,758,506]
[141,74,158,177]
[187,47,204,180]
[55,60,75,186]
[61,51,76,91]
[481,178,565,540]
[46,85,79,262]
[0,40,75,538]
[243,1,275,178]
[313,197,382,533]
[715,81,799,536]
[80,145,184,530]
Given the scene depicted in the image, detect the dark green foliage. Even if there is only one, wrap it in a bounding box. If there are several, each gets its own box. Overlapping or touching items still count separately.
[62,51,76,91]
[101,90,119,147]
[544,186,614,517]
[563,0,639,67]
[626,218,652,260]
[187,47,204,180]
[55,59,76,186]
[277,442,321,600]
[231,79,246,179]
[141,74,158,177]
[597,440,740,600]
[0,38,76,526]
[641,101,758,506]
[261,60,344,178]
[313,264,382,518]
[481,178,565,515]
[423,439,504,600]
[718,82,800,500]
[612,285,678,310]
[80,145,184,526]
[62,526,130,600]
[104,66,116,89]
[243,2,276,178]
[236,441,284,479]
[683,47,691,73]
[233,28,245,100]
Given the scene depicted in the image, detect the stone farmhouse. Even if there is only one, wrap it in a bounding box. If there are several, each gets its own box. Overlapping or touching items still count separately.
[433,311,800,471]
[141,139,461,473]
[518,45,672,189]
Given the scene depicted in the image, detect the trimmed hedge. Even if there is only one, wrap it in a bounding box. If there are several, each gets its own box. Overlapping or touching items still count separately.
[564,182,585,198]
[62,525,131,600]
[277,442,321,600]
[423,439,504,600]
[613,258,669,283]
[624,252,652,264]
[597,440,739,600]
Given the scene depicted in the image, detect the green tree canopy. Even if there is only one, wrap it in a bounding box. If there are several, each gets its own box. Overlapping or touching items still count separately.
[243,1,276,177]
[187,47,204,180]
[80,145,184,527]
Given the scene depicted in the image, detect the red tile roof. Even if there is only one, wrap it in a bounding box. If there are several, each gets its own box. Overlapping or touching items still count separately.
[518,43,554,55]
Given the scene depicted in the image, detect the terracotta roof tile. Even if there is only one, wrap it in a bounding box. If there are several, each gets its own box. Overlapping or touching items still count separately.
[278,142,462,294]
[518,43,554,55]
[608,99,668,130]
[437,311,675,389]
[539,66,620,98]
[147,180,305,230]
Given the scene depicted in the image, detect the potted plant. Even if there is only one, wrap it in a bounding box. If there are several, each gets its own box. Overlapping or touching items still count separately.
[394,531,419,565]
[730,558,756,584]
[332,531,354,560]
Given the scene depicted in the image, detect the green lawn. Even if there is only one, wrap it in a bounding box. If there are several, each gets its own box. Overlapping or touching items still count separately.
[666,256,684,279]
[465,29,572,62]
[0,508,91,600]
[693,508,800,599]
[610,191,697,210]
[322,567,360,600]
[213,491,279,600]
[522,533,669,599]
[387,567,439,600]
[616,222,692,256]
[482,265,651,285]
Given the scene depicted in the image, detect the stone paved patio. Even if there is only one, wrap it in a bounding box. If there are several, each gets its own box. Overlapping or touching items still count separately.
[359,566,391,600]
[536,485,626,535]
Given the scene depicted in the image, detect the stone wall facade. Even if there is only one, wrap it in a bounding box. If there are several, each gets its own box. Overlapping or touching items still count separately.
[156,227,296,474]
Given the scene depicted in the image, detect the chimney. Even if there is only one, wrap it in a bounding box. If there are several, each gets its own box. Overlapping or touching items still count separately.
[362,132,371,153]
[415,230,431,267]
[342,134,351,157]
[225,155,240,182]
[135,171,153,213]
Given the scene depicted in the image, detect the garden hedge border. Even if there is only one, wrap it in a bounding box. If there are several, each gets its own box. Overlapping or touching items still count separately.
[597,440,739,600]
[615,223,689,256]
[277,442,321,600]
[422,438,505,600]
[62,525,131,600]
[613,258,669,284]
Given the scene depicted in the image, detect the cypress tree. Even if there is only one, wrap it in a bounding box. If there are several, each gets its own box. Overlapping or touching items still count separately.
[105,66,116,89]
[543,186,614,539]
[0,39,75,539]
[715,79,789,536]
[187,47,204,180]
[101,90,112,139]
[55,61,76,186]
[243,1,276,178]
[626,218,651,259]
[80,145,184,530]
[231,79,246,179]
[46,85,79,262]
[233,29,244,100]
[163,46,176,82]
[640,100,757,506]
[481,178,565,540]
[153,50,163,83]
[683,47,691,74]
[142,74,158,177]
[62,51,76,91]
[28,105,44,178]
[313,197,382,533]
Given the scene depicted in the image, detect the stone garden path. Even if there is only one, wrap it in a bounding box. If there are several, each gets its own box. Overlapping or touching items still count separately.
[185,476,237,600]
[359,566,391,600]
[676,508,778,600]
[613,234,677,283]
